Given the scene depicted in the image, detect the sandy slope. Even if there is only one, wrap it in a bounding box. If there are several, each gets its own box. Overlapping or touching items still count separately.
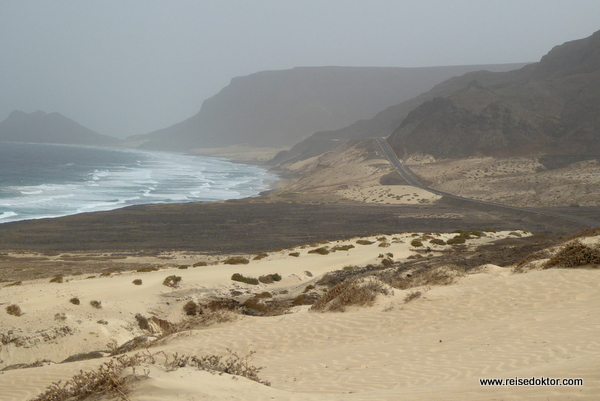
[2,230,600,400]
[408,156,600,208]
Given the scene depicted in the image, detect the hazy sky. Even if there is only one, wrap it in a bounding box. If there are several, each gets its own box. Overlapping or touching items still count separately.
[1,1,599,139]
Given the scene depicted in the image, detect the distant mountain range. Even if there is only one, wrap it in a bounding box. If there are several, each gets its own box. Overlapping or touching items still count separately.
[274,30,600,165]
[388,29,600,158]
[0,110,121,147]
[128,65,527,151]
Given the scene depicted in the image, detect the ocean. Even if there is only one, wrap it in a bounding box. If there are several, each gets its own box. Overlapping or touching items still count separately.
[0,141,276,223]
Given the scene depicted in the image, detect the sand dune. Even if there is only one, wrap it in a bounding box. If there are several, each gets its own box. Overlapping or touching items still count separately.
[2,230,599,400]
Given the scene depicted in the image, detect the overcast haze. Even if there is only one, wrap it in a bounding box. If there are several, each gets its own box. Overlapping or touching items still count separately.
[1,1,599,139]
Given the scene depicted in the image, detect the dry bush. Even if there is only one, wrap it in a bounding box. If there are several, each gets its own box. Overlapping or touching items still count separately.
[289,252,300,257]
[69,297,80,305]
[543,241,600,269]
[242,296,288,316]
[30,352,155,401]
[311,278,392,312]
[404,291,422,303]
[513,249,551,273]
[258,273,282,284]
[193,261,208,267]
[176,309,239,331]
[132,279,143,285]
[90,300,102,309]
[6,304,22,316]
[49,275,64,283]
[5,281,22,287]
[393,265,465,290]
[223,257,250,265]
[135,313,150,330]
[162,349,270,386]
[163,275,182,287]
[253,252,268,260]
[356,240,375,245]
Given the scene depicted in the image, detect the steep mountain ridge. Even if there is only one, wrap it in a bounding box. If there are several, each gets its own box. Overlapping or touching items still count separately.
[271,63,528,165]
[388,30,600,158]
[0,110,120,147]
[130,64,528,152]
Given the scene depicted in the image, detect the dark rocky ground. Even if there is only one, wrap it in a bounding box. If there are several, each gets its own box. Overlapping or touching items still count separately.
[0,196,596,282]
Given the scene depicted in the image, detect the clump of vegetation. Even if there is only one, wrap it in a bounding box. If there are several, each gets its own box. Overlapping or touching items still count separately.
[543,241,600,269]
[395,265,464,290]
[378,242,391,248]
[289,252,300,257]
[183,301,199,316]
[308,247,329,255]
[97,320,108,325]
[242,296,288,316]
[311,278,391,312]
[381,258,393,267]
[404,291,422,303]
[258,273,282,284]
[163,349,270,386]
[253,252,268,260]
[178,265,188,270]
[410,239,423,247]
[69,297,80,305]
[54,313,67,322]
[90,300,102,309]
[135,313,150,330]
[331,244,355,252]
[193,261,208,267]
[49,275,64,283]
[447,236,466,245]
[6,304,22,316]
[136,266,158,273]
[132,279,143,285]
[223,257,250,265]
[163,275,182,288]
[429,238,446,246]
[29,353,156,401]
[356,240,375,245]
[6,281,22,287]
[231,273,259,285]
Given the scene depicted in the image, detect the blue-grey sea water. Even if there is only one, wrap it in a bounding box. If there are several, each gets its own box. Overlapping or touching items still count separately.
[0,141,275,223]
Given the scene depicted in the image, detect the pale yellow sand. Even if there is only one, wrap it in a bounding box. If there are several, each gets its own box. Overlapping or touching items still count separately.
[3,231,600,401]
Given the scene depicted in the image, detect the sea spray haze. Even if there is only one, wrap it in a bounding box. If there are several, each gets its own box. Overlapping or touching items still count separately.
[0,142,275,223]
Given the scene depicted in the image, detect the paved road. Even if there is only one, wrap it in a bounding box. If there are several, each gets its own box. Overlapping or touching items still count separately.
[375,137,599,228]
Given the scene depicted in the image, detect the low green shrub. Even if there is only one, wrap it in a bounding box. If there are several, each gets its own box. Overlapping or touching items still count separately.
[308,247,329,255]
[193,261,208,267]
[289,252,300,257]
[447,236,466,245]
[132,279,142,285]
[429,238,446,246]
[410,239,423,247]
[231,273,259,285]
[356,240,374,245]
[224,257,250,265]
